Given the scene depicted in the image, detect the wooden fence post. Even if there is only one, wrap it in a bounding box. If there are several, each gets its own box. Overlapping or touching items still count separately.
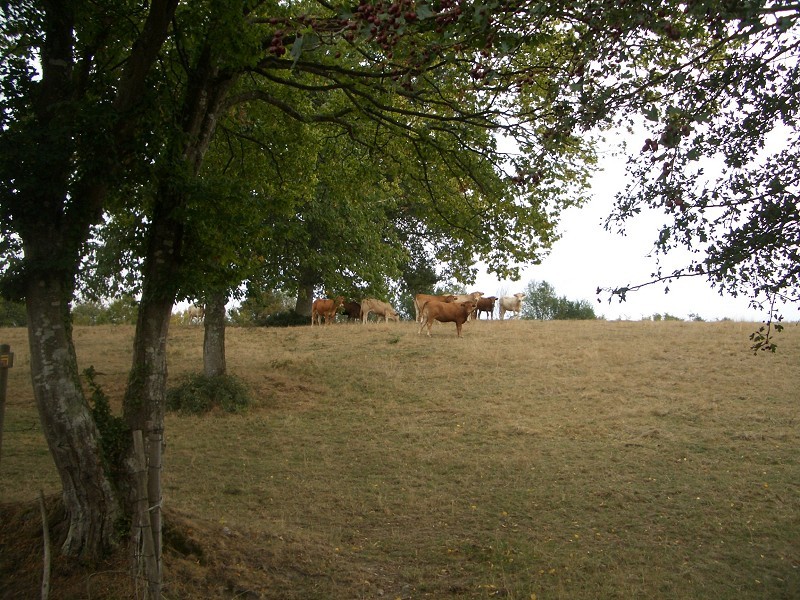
[146,421,163,583]
[39,490,51,600]
[0,343,14,468]
[132,429,160,599]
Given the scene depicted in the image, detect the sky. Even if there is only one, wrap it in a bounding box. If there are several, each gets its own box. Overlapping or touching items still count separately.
[473,146,796,323]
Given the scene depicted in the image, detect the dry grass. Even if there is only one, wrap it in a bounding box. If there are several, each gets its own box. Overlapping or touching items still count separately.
[1,319,799,599]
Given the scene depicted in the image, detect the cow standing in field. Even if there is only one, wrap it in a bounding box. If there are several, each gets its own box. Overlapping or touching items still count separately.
[449,292,484,321]
[474,296,497,319]
[343,301,362,322]
[360,298,400,323]
[311,296,345,326]
[186,304,204,324]
[418,300,477,338]
[413,293,457,323]
[498,293,525,320]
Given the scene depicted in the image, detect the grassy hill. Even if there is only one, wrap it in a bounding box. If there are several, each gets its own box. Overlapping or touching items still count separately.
[1,319,798,598]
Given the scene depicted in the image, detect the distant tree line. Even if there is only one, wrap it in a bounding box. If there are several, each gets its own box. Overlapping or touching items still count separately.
[71,296,139,326]
[6,286,734,327]
[33,284,717,327]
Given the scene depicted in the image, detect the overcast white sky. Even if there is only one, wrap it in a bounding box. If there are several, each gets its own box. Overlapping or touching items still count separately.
[474,146,796,323]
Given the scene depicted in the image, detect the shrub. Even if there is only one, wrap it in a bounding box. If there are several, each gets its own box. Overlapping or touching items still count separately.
[263,310,310,327]
[166,373,251,415]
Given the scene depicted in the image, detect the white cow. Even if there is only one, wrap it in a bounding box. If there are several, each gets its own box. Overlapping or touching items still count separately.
[498,293,524,319]
[186,304,205,324]
[360,298,400,323]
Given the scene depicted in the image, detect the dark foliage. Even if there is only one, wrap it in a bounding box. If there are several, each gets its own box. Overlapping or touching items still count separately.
[166,373,251,415]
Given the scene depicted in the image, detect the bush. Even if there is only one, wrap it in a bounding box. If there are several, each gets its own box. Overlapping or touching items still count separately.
[554,298,597,320]
[263,310,310,327]
[651,313,683,321]
[166,373,251,415]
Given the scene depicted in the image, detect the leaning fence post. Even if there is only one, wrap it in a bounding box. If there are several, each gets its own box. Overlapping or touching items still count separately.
[146,421,163,582]
[132,429,160,599]
[0,343,14,469]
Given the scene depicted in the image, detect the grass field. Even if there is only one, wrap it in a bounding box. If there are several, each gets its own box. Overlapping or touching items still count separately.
[1,319,799,599]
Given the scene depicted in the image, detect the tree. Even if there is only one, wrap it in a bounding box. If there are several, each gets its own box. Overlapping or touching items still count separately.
[522,280,596,320]
[0,0,178,561]
[71,296,138,325]
[522,280,560,320]
[229,289,296,326]
[599,3,800,350]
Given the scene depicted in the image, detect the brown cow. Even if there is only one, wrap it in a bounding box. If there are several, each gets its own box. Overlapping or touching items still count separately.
[418,300,477,338]
[450,292,484,321]
[474,296,497,320]
[311,296,344,326]
[413,293,457,323]
[342,301,362,322]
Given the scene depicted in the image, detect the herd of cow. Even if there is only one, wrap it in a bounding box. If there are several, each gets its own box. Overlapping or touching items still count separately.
[310,292,525,337]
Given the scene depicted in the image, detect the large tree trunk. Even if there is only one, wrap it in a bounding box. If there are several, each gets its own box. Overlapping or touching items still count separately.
[295,268,318,317]
[295,286,314,317]
[203,293,227,377]
[26,277,119,561]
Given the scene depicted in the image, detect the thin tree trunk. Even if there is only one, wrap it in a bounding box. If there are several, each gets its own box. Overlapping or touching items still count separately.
[26,278,118,561]
[203,294,227,377]
[120,175,186,600]
[121,292,171,597]
[116,29,237,594]
[124,299,172,439]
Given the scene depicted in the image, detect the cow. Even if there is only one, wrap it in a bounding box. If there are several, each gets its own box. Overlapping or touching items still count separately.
[360,298,400,323]
[342,301,362,322]
[450,291,484,304]
[498,293,525,320]
[474,296,497,320]
[413,293,457,323]
[311,296,344,326]
[418,300,477,338]
[449,291,484,321]
[186,304,204,324]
